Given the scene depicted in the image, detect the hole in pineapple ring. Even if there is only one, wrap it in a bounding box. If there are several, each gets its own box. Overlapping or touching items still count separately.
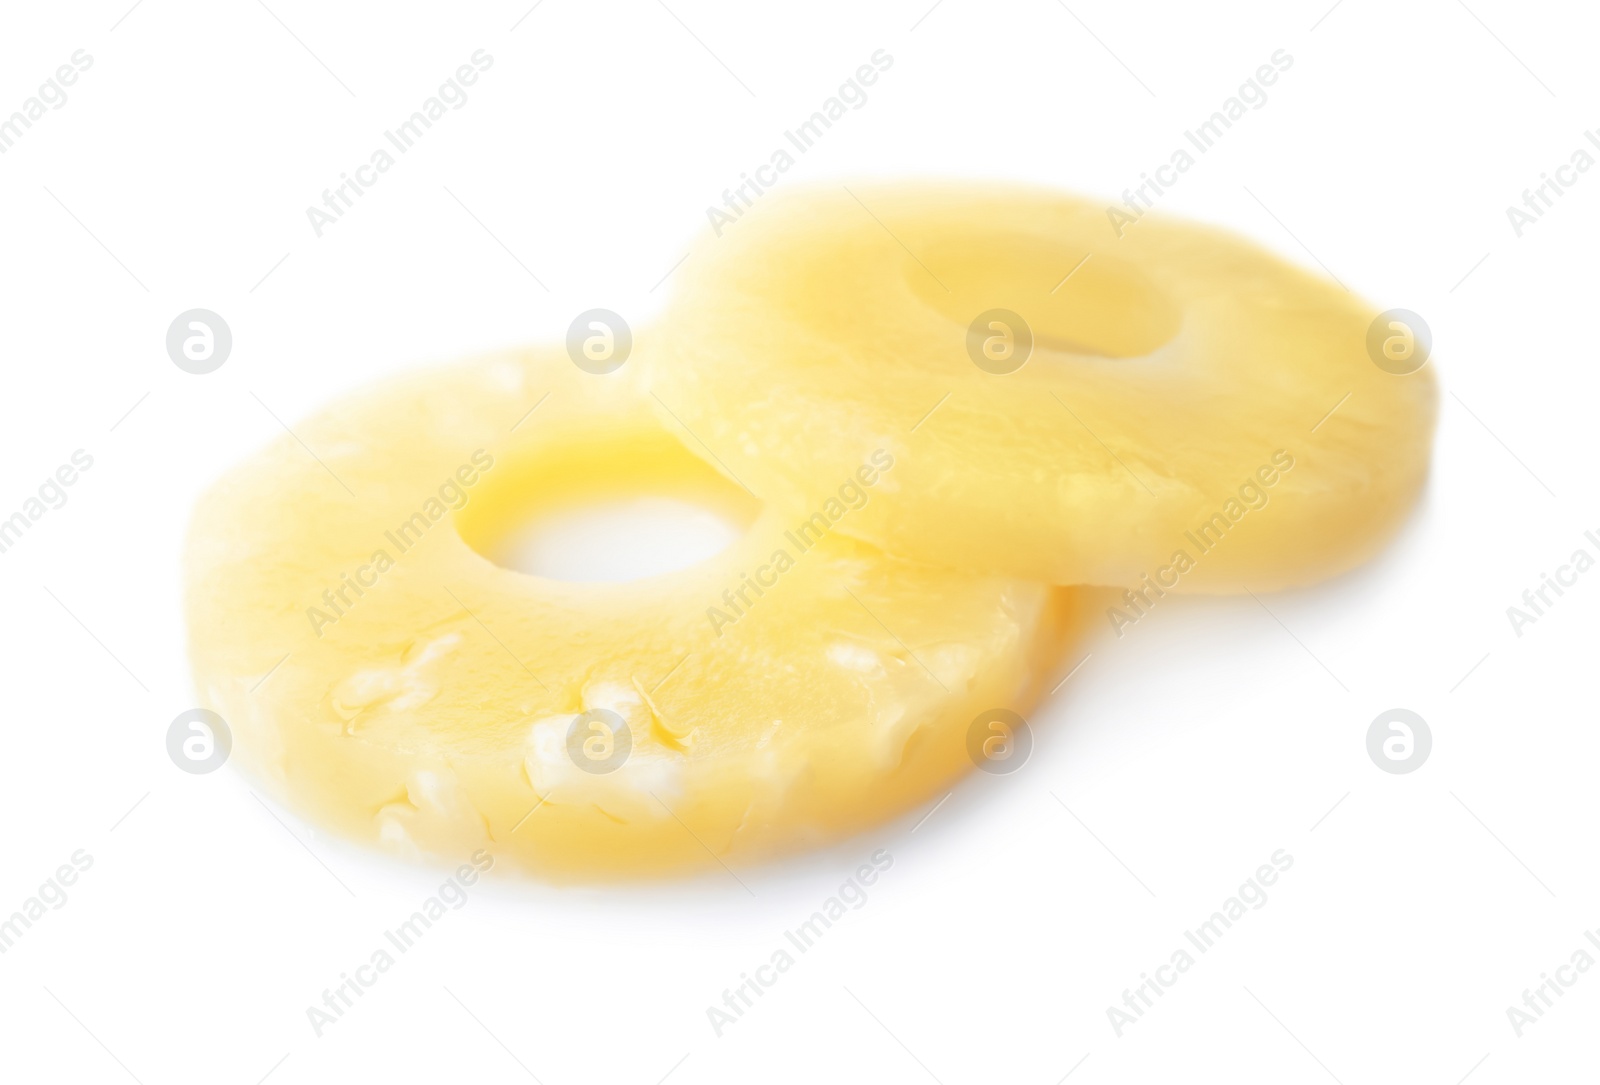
[905,231,1182,360]
[453,425,760,583]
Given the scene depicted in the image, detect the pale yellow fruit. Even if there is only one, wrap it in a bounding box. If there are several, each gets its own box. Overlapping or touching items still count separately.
[648,184,1438,592]
[184,350,1079,880]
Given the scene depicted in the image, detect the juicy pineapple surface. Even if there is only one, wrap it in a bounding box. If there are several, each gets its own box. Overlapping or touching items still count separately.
[185,351,1076,879]
[646,185,1438,592]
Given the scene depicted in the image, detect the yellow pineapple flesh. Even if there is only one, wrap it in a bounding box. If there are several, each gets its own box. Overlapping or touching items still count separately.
[184,351,1079,879]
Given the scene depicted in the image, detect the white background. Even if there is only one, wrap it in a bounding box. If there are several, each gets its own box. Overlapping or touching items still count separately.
[1,0,1596,1082]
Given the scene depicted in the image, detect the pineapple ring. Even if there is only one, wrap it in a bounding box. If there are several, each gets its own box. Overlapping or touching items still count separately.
[184,350,1077,880]
[648,185,1438,592]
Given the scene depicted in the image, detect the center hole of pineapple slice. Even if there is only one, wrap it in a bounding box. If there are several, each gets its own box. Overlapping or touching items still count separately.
[906,231,1181,358]
[489,496,744,582]
[455,425,760,583]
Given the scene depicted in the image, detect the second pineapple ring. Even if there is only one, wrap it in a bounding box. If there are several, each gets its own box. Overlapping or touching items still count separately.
[646,184,1438,594]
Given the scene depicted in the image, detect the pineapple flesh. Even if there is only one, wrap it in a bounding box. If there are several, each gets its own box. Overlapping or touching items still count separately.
[184,351,1079,879]
[646,184,1438,593]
